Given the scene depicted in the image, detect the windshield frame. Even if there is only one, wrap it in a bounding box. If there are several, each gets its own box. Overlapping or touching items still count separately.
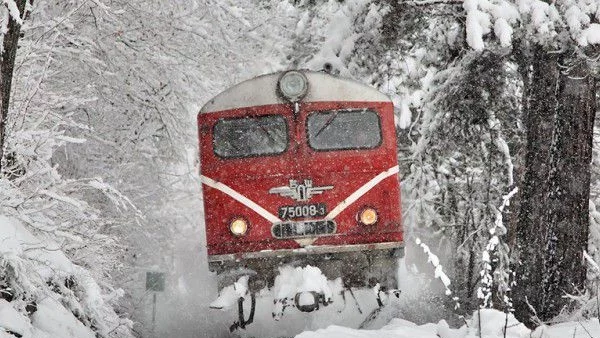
[305,108,383,152]
[212,114,289,159]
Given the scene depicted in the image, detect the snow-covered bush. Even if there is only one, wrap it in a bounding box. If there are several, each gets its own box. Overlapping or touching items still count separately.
[0,216,132,338]
[0,85,134,336]
[0,1,141,336]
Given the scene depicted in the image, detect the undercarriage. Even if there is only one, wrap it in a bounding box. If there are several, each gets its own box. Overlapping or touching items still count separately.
[209,242,404,291]
[208,242,404,331]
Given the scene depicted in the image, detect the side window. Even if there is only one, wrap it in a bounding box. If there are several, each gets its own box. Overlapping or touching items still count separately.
[307,109,382,151]
[213,115,288,158]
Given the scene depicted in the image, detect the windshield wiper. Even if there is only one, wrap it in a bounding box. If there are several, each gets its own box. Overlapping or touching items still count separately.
[314,110,340,138]
[254,117,284,147]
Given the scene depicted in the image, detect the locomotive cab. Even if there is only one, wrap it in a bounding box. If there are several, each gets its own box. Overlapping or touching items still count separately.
[198,71,403,295]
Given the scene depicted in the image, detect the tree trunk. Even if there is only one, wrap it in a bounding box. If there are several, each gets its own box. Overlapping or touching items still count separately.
[513,46,559,327]
[539,62,595,319]
[0,0,29,173]
[514,47,596,326]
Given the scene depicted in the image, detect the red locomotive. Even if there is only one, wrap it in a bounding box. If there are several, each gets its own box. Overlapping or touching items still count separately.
[198,70,403,325]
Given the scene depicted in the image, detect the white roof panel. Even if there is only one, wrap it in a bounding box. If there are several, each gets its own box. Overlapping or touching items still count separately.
[200,71,390,113]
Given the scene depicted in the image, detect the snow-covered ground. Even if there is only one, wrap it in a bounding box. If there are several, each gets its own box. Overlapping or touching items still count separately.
[200,254,600,338]
[201,273,600,338]
[297,309,600,338]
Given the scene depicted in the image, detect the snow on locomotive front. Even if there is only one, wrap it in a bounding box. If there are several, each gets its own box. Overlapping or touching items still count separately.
[198,70,403,295]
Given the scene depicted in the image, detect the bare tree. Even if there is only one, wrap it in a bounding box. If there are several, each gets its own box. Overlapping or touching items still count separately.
[0,0,31,172]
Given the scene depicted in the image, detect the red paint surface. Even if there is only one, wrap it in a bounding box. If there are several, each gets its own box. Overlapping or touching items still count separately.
[198,101,402,256]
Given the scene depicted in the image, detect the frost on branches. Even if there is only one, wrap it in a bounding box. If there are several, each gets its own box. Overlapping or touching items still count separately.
[415,238,459,308]
[477,187,518,310]
[0,1,140,336]
[0,108,135,337]
[460,0,598,325]
[0,215,133,337]
[463,0,600,50]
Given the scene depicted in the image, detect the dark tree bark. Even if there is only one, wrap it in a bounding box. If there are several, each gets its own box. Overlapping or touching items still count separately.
[0,0,30,173]
[513,46,559,327]
[539,61,595,319]
[513,47,596,327]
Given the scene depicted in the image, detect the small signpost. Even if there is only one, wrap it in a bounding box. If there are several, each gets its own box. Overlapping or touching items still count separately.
[146,271,165,292]
[146,271,165,337]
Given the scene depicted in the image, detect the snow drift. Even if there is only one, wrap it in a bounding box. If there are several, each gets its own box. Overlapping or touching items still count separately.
[0,215,133,338]
[296,308,600,338]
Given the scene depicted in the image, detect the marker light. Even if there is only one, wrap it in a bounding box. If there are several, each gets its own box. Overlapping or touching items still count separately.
[230,218,248,236]
[278,71,308,102]
[359,208,378,225]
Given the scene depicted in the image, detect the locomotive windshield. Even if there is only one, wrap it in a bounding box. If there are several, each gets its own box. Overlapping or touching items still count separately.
[307,109,382,151]
[213,115,287,158]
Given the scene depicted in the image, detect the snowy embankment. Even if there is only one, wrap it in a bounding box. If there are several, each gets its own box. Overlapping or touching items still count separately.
[296,308,600,338]
[0,215,132,338]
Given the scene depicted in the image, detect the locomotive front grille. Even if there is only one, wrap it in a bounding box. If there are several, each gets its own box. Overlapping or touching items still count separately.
[271,220,336,239]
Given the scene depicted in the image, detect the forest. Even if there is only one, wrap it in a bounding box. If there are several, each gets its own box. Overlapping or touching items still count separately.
[0,0,599,337]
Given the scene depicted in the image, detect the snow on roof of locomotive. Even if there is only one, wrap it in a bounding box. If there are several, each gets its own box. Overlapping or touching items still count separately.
[200,71,390,113]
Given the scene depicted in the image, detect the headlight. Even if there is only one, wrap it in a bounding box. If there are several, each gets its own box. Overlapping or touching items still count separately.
[278,71,308,102]
[359,208,378,225]
[230,218,248,236]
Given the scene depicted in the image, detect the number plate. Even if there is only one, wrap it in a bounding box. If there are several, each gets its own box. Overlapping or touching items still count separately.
[272,220,336,239]
[278,203,327,220]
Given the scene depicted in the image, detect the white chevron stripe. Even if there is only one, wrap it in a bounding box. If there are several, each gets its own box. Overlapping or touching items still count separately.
[201,165,399,226]
[326,165,400,220]
[200,175,281,223]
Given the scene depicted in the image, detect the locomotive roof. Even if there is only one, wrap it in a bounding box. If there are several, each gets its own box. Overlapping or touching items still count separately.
[200,71,391,113]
